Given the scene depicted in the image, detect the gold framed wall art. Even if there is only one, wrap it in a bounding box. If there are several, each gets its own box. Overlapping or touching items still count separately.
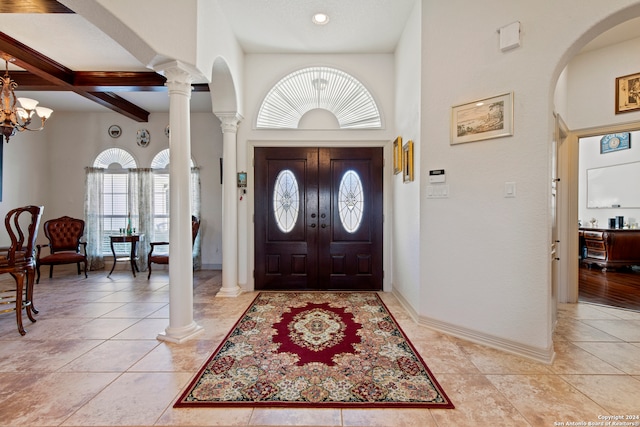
[615,72,640,114]
[393,136,403,175]
[403,140,414,183]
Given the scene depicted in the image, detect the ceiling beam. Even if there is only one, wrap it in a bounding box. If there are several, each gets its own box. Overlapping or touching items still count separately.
[0,0,74,14]
[0,32,210,121]
[10,70,211,92]
[0,32,151,121]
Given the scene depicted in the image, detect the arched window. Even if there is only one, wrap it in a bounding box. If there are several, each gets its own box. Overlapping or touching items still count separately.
[94,147,136,169]
[256,66,382,129]
[150,148,196,169]
[91,148,138,254]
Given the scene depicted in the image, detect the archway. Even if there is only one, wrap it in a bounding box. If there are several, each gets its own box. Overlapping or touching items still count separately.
[553,7,640,309]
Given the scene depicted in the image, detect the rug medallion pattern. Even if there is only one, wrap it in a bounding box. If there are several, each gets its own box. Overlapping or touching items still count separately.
[175,292,454,408]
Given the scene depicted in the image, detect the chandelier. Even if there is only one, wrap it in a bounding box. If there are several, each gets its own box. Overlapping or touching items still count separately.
[1,57,53,143]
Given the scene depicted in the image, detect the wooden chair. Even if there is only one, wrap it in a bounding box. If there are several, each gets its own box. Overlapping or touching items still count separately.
[0,205,44,335]
[147,216,200,279]
[35,216,88,284]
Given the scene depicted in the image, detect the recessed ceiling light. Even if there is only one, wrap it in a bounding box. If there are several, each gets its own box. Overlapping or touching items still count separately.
[312,13,329,25]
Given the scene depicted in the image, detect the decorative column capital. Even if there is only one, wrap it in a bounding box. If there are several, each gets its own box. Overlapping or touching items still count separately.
[156,60,202,97]
[216,112,244,134]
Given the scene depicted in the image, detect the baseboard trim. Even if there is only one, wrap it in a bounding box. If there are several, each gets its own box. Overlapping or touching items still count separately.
[392,289,556,365]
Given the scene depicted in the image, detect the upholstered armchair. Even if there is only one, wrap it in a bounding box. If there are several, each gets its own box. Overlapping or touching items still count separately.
[35,216,88,284]
[147,215,200,279]
[0,205,44,335]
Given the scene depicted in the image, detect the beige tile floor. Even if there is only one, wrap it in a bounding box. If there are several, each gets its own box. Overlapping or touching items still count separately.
[1,266,640,426]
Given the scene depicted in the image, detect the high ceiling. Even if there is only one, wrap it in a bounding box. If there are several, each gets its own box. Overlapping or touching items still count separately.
[0,0,417,118]
[1,0,638,119]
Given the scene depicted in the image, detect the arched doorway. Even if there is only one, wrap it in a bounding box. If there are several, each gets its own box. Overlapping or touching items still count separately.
[555,12,640,311]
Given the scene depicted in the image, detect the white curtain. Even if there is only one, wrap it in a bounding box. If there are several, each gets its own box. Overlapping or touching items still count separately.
[129,168,154,272]
[84,167,105,270]
[191,167,201,270]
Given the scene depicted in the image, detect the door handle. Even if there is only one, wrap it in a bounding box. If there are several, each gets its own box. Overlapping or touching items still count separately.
[311,213,316,218]
[310,223,316,228]
[321,224,327,228]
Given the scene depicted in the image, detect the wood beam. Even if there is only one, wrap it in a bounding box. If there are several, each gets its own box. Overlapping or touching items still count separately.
[0,32,150,121]
[10,70,211,93]
[0,0,74,14]
[0,29,210,121]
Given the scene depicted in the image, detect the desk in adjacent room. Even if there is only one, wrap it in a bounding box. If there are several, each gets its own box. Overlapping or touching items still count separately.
[579,228,640,270]
[108,234,144,277]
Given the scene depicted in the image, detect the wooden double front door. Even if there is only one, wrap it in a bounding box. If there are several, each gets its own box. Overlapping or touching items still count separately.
[255,147,383,291]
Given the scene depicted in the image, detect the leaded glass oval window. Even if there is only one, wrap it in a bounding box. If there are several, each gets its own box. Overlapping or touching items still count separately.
[273,170,300,233]
[338,170,364,233]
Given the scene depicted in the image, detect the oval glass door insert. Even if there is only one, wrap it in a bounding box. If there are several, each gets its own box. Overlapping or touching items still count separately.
[338,170,364,233]
[273,169,300,233]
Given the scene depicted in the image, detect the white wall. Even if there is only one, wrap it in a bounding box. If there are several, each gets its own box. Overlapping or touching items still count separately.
[567,37,640,130]
[578,132,640,227]
[0,131,50,247]
[410,0,640,362]
[393,0,422,305]
[565,36,640,231]
[0,111,224,268]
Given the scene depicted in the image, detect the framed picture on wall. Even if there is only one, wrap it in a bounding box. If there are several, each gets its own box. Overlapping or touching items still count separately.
[451,92,514,145]
[615,72,640,114]
[600,132,631,154]
[403,140,414,183]
[393,136,402,175]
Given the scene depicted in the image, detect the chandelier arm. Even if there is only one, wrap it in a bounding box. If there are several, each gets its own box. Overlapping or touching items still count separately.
[0,58,52,142]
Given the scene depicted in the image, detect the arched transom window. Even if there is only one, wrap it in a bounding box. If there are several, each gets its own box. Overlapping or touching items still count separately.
[256,66,382,129]
[93,147,136,169]
[151,148,196,169]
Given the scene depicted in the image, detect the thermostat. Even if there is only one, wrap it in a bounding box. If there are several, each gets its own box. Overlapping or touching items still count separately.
[429,169,446,183]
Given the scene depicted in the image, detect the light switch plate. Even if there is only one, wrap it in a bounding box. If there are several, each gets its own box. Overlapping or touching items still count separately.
[505,181,516,198]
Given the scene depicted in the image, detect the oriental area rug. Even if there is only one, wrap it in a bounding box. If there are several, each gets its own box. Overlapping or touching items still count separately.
[175,292,454,409]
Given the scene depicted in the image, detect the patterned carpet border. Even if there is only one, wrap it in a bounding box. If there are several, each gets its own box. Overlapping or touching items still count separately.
[175,292,454,409]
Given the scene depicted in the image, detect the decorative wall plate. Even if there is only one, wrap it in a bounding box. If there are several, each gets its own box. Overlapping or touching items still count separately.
[136,129,150,147]
[108,125,122,138]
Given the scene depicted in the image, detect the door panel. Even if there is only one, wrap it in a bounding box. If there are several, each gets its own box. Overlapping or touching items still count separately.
[255,147,382,290]
[255,148,318,289]
[319,147,383,290]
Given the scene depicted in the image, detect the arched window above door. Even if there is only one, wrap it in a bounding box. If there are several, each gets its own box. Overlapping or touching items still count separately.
[256,66,382,129]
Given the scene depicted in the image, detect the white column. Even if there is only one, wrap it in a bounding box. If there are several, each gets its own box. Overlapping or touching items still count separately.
[157,63,203,343]
[216,113,243,297]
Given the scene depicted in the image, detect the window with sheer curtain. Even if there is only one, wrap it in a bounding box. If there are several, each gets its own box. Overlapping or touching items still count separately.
[86,149,139,263]
[86,148,201,271]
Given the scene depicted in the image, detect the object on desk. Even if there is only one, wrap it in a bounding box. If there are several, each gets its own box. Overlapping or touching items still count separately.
[35,216,88,284]
[126,213,132,236]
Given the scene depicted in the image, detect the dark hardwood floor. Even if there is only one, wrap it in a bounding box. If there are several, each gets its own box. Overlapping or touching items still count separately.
[579,264,640,311]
